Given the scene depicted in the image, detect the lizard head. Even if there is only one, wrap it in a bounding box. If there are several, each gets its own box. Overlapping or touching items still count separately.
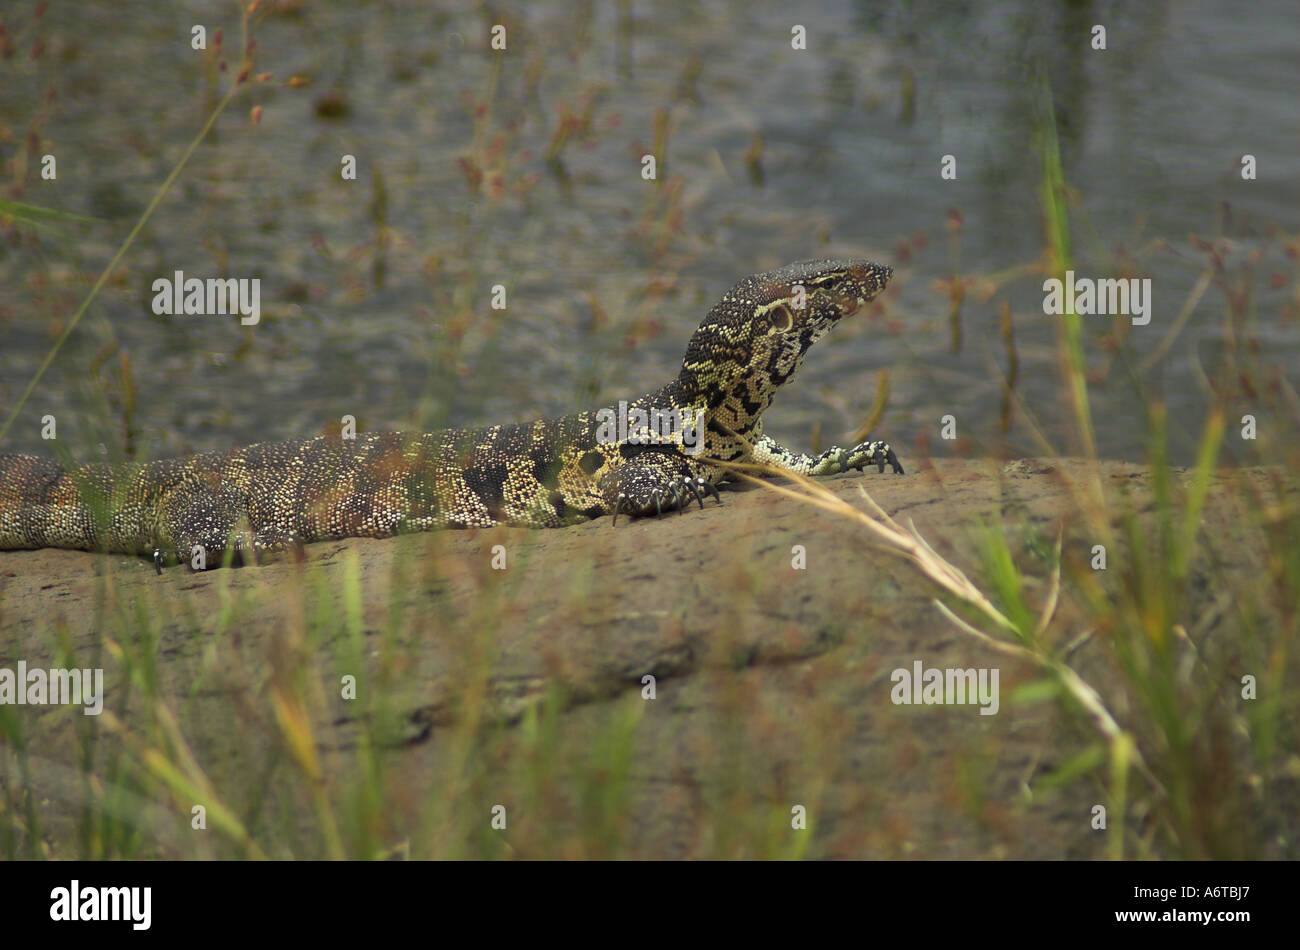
[678,258,892,411]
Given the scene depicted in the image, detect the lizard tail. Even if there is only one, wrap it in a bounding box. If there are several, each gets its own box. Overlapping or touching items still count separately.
[0,453,106,552]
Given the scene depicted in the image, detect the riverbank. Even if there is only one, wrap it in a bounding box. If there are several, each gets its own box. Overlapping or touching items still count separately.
[1,458,1293,859]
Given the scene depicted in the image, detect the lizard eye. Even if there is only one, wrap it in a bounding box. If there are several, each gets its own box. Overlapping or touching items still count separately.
[769,304,794,333]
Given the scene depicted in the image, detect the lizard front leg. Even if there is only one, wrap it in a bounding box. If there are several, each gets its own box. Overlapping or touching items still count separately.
[751,433,904,476]
[600,450,722,524]
[155,474,276,570]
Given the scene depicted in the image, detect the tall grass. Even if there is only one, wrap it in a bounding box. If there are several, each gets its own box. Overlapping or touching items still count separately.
[727,78,1298,860]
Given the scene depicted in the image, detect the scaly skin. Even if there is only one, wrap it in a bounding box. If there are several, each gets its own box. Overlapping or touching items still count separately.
[0,259,903,569]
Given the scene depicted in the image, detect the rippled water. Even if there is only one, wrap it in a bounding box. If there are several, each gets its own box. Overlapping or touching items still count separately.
[1,0,1296,465]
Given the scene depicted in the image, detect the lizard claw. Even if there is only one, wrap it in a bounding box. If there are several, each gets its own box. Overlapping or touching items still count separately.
[663,480,678,509]
[838,439,905,475]
[681,474,705,510]
[607,464,721,523]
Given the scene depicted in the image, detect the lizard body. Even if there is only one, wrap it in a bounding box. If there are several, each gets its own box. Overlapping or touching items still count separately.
[0,259,902,568]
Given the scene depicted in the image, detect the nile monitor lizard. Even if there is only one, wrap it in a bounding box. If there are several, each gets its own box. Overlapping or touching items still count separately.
[0,259,903,570]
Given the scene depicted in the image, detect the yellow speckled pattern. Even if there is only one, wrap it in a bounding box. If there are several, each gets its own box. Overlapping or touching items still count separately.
[0,259,902,568]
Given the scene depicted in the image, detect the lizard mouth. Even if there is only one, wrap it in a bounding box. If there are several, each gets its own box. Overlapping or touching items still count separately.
[833,262,893,319]
[833,295,862,319]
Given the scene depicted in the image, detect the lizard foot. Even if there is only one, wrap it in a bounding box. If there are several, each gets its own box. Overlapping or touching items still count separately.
[606,458,722,526]
[814,439,905,476]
